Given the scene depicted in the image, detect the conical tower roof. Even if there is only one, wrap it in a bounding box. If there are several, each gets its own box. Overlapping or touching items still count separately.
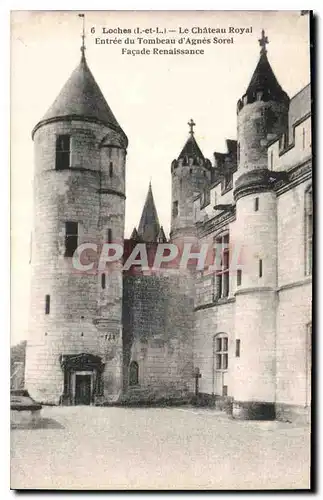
[32,53,127,141]
[178,134,205,161]
[241,30,289,104]
[245,51,288,101]
[137,183,161,243]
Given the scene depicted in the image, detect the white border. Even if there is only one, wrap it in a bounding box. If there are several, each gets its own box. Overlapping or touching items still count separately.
[3,2,321,499]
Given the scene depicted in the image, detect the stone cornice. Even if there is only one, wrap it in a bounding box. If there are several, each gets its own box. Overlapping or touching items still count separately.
[277,276,312,292]
[275,159,312,195]
[32,115,128,148]
[196,210,236,239]
[97,188,126,199]
[194,296,235,312]
[234,286,275,297]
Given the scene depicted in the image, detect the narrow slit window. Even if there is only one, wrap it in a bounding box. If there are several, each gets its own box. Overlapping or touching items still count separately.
[65,221,78,257]
[237,269,242,286]
[107,228,112,244]
[45,294,50,315]
[109,162,113,178]
[259,259,263,278]
[254,197,259,212]
[302,128,306,149]
[236,339,241,357]
[270,150,274,170]
[172,201,179,218]
[101,273,106,290]
[55,135,71,170]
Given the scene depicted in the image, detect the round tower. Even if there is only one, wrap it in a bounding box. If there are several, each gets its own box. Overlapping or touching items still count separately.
[170,120,212,240]
[237,30,289,174]
[232,31,289,419]
[25,45,128,405]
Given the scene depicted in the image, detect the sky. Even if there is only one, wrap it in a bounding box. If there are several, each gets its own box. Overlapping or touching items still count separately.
[11,10,310,345]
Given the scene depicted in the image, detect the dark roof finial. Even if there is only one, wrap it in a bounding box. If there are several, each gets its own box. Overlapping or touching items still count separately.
[258,29,269,55]
[78,13,86,61]
[188,118,196,136]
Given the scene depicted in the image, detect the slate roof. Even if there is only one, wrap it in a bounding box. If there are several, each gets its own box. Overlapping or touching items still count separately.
[244,51,289,102]
[137,183,161,243]
[33,53,126,137]
[178,134,205,161]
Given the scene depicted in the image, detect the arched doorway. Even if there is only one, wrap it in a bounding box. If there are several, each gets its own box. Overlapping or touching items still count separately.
[129,361,139,386]
[60,353,104,405]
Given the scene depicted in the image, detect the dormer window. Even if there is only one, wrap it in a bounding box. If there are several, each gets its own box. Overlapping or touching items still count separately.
[55,135,71,170]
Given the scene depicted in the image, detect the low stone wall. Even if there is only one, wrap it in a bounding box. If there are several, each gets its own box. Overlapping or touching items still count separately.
[11,409,41,428]
[11,389,42,428]
[117,384,192,407]
[276,404,311,425]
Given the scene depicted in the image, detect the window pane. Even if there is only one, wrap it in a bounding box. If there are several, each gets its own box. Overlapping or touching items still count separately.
[101,273,106,290]
[65,221,78,235]
[215,338,222,352]
[215,274,222,299]
[172,201,178,218]
[45,294,50,315]
[215,354,222,370]
[222,337,228,352]
[56,135,70,170]
[223,272,229,298]
[223,249,229,270]
[65,222,78,257]
[223,385,228,396]
[236,339,240,357]
[222,354,228,370]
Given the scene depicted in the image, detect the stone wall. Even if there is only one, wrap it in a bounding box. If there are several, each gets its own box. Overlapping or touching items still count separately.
[123,271,195,401]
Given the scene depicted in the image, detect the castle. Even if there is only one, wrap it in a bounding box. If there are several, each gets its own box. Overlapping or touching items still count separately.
[24,30,312,421]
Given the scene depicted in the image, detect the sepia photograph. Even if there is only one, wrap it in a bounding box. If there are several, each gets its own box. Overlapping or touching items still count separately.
[10,10,312,490]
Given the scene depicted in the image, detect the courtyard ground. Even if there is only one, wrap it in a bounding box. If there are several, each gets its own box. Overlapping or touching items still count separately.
[11,405,310,490]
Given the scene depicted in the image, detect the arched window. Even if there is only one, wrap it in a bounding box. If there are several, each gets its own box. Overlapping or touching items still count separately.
[129,361,139,386]
[213,333,229,396]
[305,186,312,276]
